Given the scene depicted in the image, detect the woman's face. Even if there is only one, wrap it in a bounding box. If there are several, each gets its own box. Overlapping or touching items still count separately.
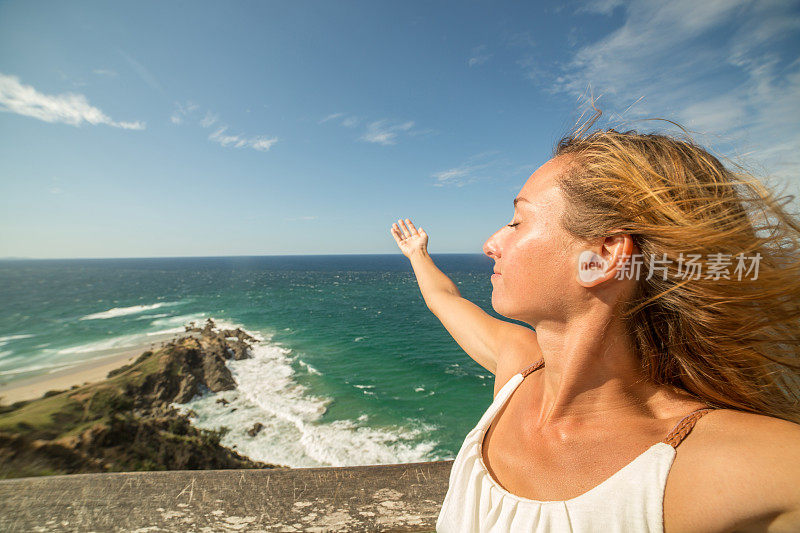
[482,156,586,324]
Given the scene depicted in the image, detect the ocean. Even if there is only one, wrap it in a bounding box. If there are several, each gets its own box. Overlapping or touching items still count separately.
[0,254,524,468]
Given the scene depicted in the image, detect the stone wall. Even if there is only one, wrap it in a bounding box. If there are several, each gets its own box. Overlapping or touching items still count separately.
[0,459,453,532]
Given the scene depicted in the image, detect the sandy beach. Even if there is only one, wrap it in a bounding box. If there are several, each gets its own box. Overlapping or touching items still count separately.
[0,333,186,406]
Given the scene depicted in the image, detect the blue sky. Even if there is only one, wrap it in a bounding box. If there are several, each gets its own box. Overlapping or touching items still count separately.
[1,0,798,258]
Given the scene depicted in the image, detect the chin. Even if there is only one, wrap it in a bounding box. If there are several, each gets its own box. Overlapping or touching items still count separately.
[491,295,518,321]
[492,293,538,324]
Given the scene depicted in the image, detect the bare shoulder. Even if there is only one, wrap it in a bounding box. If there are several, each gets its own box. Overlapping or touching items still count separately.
[491,326,541,398]
[694,409,800,465]
[690,407,800,441]
[665,409,800,532]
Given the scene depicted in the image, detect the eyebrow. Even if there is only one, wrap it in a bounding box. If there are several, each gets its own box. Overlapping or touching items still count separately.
[513,197,531,208]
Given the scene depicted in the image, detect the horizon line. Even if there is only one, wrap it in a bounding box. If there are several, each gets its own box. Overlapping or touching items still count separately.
[0,252,487,261]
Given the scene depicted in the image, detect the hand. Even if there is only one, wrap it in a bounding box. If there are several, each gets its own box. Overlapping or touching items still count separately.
[391,218,428,258]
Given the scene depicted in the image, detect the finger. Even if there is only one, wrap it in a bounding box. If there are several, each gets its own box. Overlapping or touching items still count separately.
[398,218,411,238]
[404,218,419,236]
[390,224,404,244]
[392,223,405,244]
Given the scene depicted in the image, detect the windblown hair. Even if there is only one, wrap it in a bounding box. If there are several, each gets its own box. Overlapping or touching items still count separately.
[553,115,800,423]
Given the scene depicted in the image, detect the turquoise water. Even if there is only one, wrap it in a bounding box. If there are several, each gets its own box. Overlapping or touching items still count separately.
[0,254,529,467]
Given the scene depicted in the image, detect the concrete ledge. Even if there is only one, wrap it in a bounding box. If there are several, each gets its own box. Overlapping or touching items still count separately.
[0,460,453,532]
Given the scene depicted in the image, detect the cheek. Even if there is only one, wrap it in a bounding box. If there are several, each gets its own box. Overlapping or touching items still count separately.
[508,234,574,289]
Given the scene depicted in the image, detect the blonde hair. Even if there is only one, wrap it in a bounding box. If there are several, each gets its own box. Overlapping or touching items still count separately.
[553,114,800,423]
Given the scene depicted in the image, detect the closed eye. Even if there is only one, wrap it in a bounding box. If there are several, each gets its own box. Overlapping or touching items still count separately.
[507,222,519,228]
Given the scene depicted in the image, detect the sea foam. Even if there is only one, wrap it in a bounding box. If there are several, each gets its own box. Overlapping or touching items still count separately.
[0,334,34,344]
[170,323,440,468]
[56,333,149,355]
[80,303,177,320]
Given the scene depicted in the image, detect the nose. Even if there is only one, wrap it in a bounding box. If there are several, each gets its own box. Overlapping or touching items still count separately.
[483,228,503,259]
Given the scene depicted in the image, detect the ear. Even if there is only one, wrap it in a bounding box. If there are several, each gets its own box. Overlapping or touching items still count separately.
[575,232,637,288]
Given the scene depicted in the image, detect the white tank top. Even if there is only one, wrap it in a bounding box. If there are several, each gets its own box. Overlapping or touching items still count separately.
[436,359,714,532]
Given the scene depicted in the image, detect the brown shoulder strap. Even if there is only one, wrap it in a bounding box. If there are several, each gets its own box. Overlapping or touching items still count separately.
[661,407,715,448]
[520,358,545,378]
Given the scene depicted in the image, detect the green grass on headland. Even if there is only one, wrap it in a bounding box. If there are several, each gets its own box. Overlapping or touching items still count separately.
[0,322,280,479]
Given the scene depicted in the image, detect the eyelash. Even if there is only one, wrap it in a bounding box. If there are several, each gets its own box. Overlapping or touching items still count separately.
[507,222,519,228]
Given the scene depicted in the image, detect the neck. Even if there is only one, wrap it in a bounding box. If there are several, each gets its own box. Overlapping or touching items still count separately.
[526,312,669,435]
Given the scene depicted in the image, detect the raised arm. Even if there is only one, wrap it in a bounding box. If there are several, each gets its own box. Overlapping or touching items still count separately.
[390,218,539,376]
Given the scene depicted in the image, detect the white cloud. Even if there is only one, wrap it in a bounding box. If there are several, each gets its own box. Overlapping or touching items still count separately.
[468,45,492,67]
[342,116,359,128]
[200,111,218,128]
[209,126,278,152]
[566,26,582,49]
[47,177,67,195]
[320,112,360,128]
[250,136,279,151]
[118,49,163,93]
[432,165,480,187]
[170,101,199,125]
[0,73,144,130]
[92,69,118,77]
[319,112,344,124]
[360,120,415,146]
[577,0,625,15]
[171,104,275,152]
[209,127,241,147]
[431,151,509,187]
[533,0,800,190]
[432,161,495,187]
[324,113,418,145]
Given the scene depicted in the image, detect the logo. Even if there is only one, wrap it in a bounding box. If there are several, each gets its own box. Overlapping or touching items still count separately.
[578,250,608,283]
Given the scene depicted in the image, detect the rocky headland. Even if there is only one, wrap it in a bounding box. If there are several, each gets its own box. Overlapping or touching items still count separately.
[0,319,285,479]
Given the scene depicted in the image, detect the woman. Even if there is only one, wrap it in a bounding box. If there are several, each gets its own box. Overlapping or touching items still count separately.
[390,125,800,532]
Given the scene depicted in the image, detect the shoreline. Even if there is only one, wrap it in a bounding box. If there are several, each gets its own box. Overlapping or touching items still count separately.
[0,332,184,406]
[0,322,282,478]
